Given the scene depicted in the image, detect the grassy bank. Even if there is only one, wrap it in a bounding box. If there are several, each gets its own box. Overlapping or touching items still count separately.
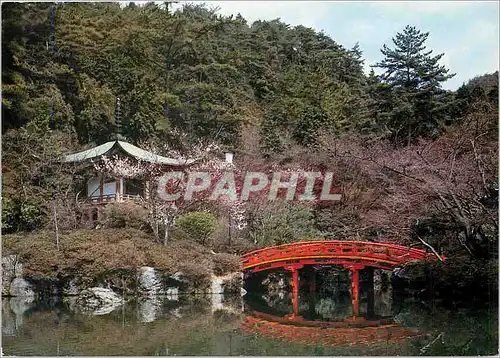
[2,228,241,289]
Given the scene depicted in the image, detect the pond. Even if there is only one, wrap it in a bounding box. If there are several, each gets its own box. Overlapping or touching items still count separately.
[2,291,498,356]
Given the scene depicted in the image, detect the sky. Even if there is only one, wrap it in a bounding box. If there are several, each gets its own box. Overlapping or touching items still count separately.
[169,0,499,90]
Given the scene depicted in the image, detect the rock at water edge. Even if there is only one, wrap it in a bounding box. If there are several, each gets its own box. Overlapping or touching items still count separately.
[2,255,23,296]
[76,287,124,316]
[138,267,164,296]
[63,278,80,296]
[9,278,35,298]
[166,287,179,301]
[211,272,243,295]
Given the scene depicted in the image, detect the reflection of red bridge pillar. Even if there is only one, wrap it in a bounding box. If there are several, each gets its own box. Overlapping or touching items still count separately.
[346,264,363,317]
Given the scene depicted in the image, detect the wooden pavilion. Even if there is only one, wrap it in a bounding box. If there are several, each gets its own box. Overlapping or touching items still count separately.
[63,139,196,226]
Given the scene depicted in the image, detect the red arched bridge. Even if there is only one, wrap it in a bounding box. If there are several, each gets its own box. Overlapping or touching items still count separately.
[241,240,441,316]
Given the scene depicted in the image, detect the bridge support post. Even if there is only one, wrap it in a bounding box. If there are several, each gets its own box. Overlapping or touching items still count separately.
[347,266,361,317]
[351,269,359,316]
[291,267,299,316]
[285,265,303,317]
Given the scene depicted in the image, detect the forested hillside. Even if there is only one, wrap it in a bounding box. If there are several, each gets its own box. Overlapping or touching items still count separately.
[2,2,498,299]
[6,3,496,148]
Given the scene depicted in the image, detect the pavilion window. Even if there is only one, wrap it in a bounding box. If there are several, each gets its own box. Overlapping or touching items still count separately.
[125,178,143,196]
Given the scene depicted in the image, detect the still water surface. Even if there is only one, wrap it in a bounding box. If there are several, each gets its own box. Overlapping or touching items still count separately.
[2,292,498,356]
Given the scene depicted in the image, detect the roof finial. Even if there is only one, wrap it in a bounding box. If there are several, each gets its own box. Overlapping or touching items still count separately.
[115,97,124,141]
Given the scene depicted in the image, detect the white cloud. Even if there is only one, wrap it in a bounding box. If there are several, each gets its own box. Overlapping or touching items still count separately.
[348,20,376,38]
[172,1,331,29]
[368,1,476,15]
[439,20,499,89]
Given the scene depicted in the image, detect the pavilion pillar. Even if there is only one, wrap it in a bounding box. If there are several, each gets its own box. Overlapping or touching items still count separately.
[86,207,90,225]
[115,178,121,202]
[144,180,150,200]
[99,176,104,202]
[120,178,124,200]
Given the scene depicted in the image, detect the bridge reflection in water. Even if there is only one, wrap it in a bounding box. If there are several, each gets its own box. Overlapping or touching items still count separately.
[240,310,424,347]
[240,272,423,348]
[242,240,439,316]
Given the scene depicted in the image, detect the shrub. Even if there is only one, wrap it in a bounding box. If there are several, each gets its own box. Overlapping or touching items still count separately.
[249,204,319,247]
[1,228,240,293]
[212,253,240,276]
[99,202,149,231]
[1,197,46,233]
[1,197,18,233]
[178,261,212,293]
[213,236,257,255]
[211,217,257,254]
[168,227,190,242]
[175,211,218,245]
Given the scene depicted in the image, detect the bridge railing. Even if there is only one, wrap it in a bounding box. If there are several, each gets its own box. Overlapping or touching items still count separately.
[241,240,437,271]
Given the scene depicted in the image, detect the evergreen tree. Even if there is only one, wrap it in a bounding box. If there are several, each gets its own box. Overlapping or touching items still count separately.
[373,25,455,145]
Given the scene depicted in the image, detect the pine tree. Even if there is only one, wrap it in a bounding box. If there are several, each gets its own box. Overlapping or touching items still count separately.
[374,25,454,89]
[373,25,455,145]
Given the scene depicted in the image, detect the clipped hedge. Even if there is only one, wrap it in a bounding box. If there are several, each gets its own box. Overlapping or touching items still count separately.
[99,201,150,231]
[175,211,218,245]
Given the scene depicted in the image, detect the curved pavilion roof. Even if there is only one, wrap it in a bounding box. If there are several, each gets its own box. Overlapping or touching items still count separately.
[63,140,197,166]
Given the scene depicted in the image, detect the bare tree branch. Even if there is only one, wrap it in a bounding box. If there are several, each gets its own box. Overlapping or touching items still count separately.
[416,235,443,262]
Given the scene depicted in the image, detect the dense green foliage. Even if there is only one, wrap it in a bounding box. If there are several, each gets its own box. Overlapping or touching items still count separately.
[247,203,319,246]
[2,122,79,232]
[1,2,378,150]
[3,3,495,152]
[175,211,218,245]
